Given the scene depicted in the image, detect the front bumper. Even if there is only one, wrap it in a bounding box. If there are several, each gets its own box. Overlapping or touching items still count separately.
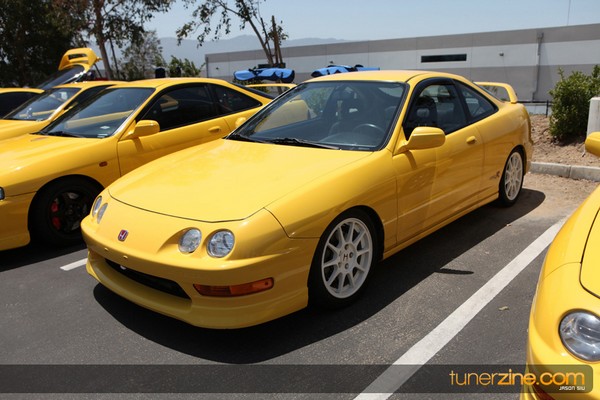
[82,198,318,329]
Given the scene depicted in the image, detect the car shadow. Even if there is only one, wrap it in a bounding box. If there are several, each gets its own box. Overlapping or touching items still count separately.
[93,188,546,363]
[0,241,86,272]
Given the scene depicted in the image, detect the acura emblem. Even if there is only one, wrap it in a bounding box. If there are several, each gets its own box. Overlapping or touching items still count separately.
[118,230,129,241]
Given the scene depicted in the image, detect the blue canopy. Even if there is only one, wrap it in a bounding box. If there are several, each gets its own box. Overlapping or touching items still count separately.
[310,64,380,78]
[234,68,295,83]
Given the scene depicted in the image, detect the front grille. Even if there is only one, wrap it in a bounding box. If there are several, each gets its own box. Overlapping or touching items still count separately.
[106,259,190,299]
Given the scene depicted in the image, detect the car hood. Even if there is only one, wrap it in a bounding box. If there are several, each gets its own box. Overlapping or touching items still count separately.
[579,197,600,297]
[108,139,372,222]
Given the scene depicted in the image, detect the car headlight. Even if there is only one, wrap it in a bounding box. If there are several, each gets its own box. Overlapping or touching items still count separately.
[207,230,235,258]
[96,203,108,224]
[91,196,102,217]
[560,311,600,361]
[179,229,202,253]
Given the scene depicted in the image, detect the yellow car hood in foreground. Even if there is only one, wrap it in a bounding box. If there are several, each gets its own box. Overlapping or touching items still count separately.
[579,188,600,297]
[108,139,372,222]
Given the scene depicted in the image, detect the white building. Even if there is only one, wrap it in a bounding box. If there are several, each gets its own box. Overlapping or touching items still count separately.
[205,23,600,103]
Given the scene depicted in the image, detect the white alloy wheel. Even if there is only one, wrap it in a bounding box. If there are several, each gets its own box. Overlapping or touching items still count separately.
[499,149,524,206]
[316,215,374,301]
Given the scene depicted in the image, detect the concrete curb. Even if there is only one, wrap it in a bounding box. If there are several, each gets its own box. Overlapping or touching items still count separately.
[531,162,600,182]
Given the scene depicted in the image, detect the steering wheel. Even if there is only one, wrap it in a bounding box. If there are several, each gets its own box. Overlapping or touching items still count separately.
[352,123,385,136]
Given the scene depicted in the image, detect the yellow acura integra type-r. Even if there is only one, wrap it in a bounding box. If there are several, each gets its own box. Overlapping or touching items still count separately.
[0,80,120,140]
[82,70,532,329]
[0,78,271,250]
[521,132,600,400]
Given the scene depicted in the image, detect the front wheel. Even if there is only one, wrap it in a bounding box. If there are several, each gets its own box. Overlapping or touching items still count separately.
[29,179,101,247]
[308,209,377,308]
[498,148,524,207]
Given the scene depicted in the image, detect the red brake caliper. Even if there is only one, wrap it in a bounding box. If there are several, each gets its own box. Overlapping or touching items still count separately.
[51,199,61,230]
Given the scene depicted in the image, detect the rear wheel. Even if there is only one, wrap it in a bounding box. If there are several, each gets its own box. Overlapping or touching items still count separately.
[498,148,524,206]
[308,209,376,308]
[29,179,101,246]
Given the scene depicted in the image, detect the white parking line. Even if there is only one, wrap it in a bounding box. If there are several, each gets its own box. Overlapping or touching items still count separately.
[60,258,87,271]
[354,219,565,399]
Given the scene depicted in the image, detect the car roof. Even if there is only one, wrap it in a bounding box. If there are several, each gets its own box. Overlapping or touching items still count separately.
[106,77,242,90]
[0,88,44,94]
[305,69,463,84]
[52,80,123,89]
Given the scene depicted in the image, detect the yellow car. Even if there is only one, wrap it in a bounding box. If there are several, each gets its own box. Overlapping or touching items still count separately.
[522,132,600,399]
[0,81,120,140]
[0,88,44,117]
[82,70,532,329]
[0,78,272,251]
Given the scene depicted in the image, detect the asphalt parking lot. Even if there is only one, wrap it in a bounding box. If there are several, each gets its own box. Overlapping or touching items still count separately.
[0,172,598,399]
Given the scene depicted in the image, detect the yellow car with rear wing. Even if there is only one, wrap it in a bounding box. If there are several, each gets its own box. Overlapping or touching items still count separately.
[82,70,533,329]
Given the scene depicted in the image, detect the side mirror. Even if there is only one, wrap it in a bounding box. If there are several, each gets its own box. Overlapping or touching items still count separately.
[127,120,160,140]
[235,117,247,128]
[397,127,445,153]
[585,132,600,157]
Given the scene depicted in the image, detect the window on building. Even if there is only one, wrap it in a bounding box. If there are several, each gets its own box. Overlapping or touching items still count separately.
[421,54,467,63]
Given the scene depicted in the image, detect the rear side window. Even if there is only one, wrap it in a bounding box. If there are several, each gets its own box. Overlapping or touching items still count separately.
[212,84,262,114]
[457,82,497,121]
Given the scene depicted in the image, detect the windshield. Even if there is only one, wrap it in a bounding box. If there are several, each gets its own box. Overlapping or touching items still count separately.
[230,81,406,151]
[41,87,154,138]
[4,87,80,121]
[36,65,86,89]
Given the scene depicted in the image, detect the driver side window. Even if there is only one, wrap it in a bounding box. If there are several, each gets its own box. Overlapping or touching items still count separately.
[141,85,218,131]
[404,83,467,136]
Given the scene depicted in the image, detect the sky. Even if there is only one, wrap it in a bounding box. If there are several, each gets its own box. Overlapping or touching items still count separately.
[148,0,600,42]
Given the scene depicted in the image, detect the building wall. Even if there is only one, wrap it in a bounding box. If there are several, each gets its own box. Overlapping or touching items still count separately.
[206,24,600,102]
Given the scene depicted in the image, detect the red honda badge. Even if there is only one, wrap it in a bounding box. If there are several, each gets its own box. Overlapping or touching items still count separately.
[118,230,129,241]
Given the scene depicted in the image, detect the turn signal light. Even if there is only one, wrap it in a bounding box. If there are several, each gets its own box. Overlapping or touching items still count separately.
[194,278,274,297]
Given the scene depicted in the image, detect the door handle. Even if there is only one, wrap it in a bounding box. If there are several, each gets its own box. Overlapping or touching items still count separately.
[466,136,477,144]
[208,126,222,133]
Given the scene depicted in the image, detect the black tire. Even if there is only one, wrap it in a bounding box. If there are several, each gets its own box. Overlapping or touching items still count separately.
[498,148,524,207]
[29,178,101,246]
[308,209,377,308]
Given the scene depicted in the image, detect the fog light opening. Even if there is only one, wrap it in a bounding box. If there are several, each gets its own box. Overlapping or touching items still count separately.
[194,278,274,297]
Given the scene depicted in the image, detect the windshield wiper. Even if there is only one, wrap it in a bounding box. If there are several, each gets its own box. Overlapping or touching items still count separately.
[43,131,86,138]
[226,133,266,143]
[267,137,339,149]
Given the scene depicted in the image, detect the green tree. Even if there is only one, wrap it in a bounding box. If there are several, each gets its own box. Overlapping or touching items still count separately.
[549,66,600,142]
[0,0,78,86]
[168,56,203,77]
[177,0,287,69]
[117,30,165,80]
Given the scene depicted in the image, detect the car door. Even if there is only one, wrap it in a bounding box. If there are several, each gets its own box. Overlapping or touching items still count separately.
[116,83,258,176]
[394,80,484,244]
[455,81,503,200]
